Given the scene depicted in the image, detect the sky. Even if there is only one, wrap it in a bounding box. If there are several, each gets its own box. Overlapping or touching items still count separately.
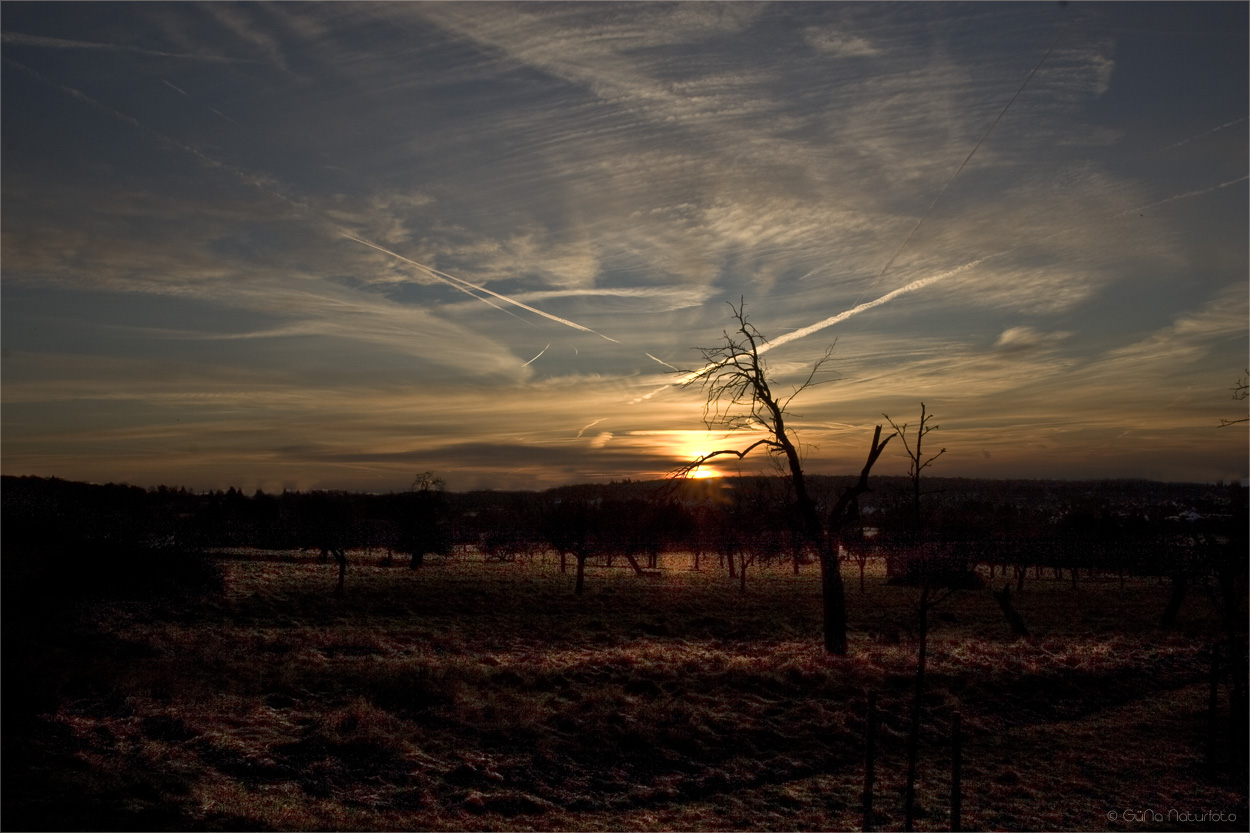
[2,2,1247,493]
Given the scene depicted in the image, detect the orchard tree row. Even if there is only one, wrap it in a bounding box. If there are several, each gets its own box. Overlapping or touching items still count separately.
[3,472,1243,587]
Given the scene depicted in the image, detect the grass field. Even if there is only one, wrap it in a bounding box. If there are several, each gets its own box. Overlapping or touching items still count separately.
[5,549,1247,831]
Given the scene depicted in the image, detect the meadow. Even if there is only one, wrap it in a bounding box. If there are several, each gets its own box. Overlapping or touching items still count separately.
[5,547,1246,831]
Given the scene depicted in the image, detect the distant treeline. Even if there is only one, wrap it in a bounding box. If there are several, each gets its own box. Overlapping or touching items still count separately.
[3,473,1244,574]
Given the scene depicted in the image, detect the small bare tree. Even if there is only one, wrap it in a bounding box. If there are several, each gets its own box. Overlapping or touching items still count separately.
[884,402,946,543]
[850,542,873,594]
[883,403,952,832]
[676,300,894,654]
[404,471,449,569]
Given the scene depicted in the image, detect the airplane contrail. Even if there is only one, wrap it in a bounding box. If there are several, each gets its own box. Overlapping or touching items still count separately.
[1163,116,1248,151]
[1124,175,1249,215]
[646,353,680,372]
[575,418,607,439]
[522,343,550,367]
[161,78,245,128]
[763,259,985,353]
[629,257,989,405]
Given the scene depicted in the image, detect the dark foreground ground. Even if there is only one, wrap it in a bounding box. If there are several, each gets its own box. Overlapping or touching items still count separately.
[4,550,1247,831]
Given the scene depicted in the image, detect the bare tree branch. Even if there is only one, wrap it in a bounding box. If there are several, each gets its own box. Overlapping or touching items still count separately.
[828,424,896,531]
[883,402,946,482]
[669,438,781,479]
[781,343,839,413]
[1219,368,1248,427]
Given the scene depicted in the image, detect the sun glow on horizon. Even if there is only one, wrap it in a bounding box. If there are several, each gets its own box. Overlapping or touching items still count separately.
[685,465,721,479]
[624,429,739,480]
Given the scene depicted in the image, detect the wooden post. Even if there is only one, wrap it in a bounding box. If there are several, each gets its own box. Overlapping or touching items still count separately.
[621,550,646,576]
[863,692,877,832]
[904,586,930,832]
[951,711,962,832]
[993,584,1031,639]
[1232,647,1250,769]
[1208,643,1221,774]
[332,548,347,597]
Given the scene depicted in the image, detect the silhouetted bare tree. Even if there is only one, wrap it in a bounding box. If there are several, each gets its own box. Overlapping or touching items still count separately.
[883,402,954,832]
[301,491,356,596]
[884,402,946,544]
[542,490,605,596]
[675,300,894,654]
[401,472,451,569]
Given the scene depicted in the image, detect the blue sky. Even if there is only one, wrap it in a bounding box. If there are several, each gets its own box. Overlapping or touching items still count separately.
[2,2,1246,492]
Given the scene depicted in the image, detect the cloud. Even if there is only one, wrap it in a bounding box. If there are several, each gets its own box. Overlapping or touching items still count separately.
[324,189,436,247]
[805,27,881,58]
[197,3,299,75]
[575,419,607,440]
[993,327,1074,353]
[1097,284,1248,373]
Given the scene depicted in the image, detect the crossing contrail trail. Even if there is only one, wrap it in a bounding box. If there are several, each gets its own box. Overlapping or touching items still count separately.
[333,233,525,321]
[339,234,621,343]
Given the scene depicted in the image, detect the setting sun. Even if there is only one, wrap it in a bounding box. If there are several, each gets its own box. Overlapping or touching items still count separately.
[649,429,743,480]
[685,465,721,480]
